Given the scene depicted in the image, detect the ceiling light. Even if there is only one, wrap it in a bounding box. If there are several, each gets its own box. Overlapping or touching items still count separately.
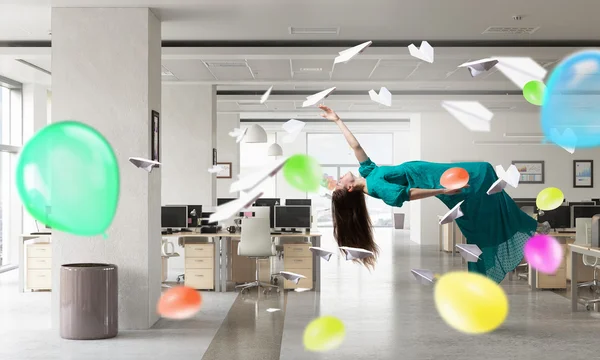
[503,132,544,138]
[204,61,248,68]
[289,27,339,35]
[486,106,516,111]
[245,124,268,143]
[473,140,548,146]
[267,143,283,156]
[298,68,323,72]
[482,26,540,35]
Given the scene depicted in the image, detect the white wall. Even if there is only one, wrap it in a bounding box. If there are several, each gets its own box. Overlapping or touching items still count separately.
[419,111,600,245]
[161,84,216,205]
[216,113,240,198]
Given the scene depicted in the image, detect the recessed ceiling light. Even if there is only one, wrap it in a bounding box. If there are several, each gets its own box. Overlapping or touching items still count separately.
[298,68,323,72]
[289,27,340,35]
[204,61,248,68]
[482,26,540,35]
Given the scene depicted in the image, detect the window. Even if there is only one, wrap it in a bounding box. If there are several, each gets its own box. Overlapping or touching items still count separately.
[239,131,277,197]
[308,166,337,227]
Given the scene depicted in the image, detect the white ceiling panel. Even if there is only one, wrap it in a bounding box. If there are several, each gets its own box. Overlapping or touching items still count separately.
[265,101,296,111]
[331,59,379,80]
[406,60,463,81]
[291,59,333,80]
[162,59,215,81]
[247,59,291,80]
[205,60,254,80]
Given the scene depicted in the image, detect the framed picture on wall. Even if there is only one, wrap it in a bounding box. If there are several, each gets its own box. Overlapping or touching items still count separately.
[574,160,593,188]
[151,110,160,162]
[216,162,232,179]
[512,161,544,184]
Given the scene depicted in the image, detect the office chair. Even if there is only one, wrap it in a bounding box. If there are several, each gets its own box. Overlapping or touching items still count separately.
[235,217,279,295]
[160,238,182,287]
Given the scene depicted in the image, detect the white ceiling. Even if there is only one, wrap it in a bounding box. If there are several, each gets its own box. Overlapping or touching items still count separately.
[1,0,600,41]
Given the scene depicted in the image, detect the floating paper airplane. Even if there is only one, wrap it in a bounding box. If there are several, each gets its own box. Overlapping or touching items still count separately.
[281,119,305,143]
[229,128,248,143]
[230,157,288,193]
[455,244,482,262]
[408,41,434,63]
[309,247,335,261]
[438,200,464,225]
[549,128,577,154]
[302,87,337,107]
[487,179,508,195]
[208,165,225,174]
[128,157,160,172]
[441,101,494,132]
[334,41,372,64]
[487,164,520,195]
[260,86,273,104]
[209,188,264,223]
[266,308,281,313]
[279,271,306,284]
[339,246,375,261]
[368,87,392,107]
[458,58,499,77]
[494,57,547,90]
[411,269,436,285]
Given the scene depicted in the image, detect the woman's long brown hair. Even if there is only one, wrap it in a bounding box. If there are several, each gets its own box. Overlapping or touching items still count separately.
[331,188,379,269]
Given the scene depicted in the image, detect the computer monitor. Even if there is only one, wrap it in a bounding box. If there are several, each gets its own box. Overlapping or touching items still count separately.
[571,205,600,228]
[538,205,571,229]
[274,205,311,230]
[186,205,202,227]
[161,206,188,228]
[253,198,281,228]
[285,199,312,206]
[217,198,237,206]
[513,198,539,213]
[591,198,600,205]
[569,201,596,207]
[201,212,217,226]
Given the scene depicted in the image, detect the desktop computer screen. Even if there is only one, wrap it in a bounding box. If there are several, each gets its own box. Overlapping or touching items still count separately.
[538,205,571,229]
[285,199,312,206]
[274,206,311,229]
[572,205,600,228]
[161,206,188,228]
[254,198,280,228]
[592,198,600,205]
[217,198,237,206]
[186,205,202,227]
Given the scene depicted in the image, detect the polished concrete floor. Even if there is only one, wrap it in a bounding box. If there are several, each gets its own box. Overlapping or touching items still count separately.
[2,229,600,359]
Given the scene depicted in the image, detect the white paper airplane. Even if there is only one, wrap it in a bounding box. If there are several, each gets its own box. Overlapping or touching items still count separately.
[495,164,520,188]
[549,128,577,154]
[209,188,264,223]
[228,128,248,143]
[281,119,305,143]
[455,244,483,263]
[230,157,288,193]
[302,87,337,107]
[368,87,392,107]
[279,271,306,284]
[309,247,335,261]
[334,41,372,64]
[441,101,494,132]
[411,269,436,285]
[128,157,160,172]
[339,246,375,261]
[208,165,225,174]
[266,308,281,313]
[458,58,499,77]
[487,179,508,195]
[494,57,547,90]
[408,41,434,63]
[438,200,464,225]
[260,86,273,104]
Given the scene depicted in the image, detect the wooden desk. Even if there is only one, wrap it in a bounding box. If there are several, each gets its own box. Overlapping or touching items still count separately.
[529,232,575,291]
[569,244,600,311]
[177,232,322,292]
[18,234,52,293]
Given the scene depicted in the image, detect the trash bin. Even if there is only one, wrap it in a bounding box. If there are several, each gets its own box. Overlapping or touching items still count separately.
[60,263,118,340]
[394,213,405,229]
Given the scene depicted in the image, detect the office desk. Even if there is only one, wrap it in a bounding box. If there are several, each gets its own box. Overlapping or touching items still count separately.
[18,234,52,292]
[529,232,575,291]
[569,244,600,311]
[176,232,322,292]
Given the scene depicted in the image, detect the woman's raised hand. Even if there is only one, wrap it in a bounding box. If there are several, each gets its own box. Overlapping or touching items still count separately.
[443,184,470,195]
[318,104,341,122]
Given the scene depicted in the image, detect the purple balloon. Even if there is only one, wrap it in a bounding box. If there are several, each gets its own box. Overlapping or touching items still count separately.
[524,235,564,274]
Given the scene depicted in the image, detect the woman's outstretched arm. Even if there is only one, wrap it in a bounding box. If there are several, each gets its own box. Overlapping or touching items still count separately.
[318,104,368,163]
[409,186,469,201]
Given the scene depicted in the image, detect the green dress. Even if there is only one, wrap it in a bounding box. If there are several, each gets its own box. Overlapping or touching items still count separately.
[359,158,537,283]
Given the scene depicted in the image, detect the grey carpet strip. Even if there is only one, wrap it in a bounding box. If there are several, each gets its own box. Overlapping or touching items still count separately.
[201,290,288,360]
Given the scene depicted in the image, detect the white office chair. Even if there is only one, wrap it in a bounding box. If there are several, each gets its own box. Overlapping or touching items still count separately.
[236,217,279,295]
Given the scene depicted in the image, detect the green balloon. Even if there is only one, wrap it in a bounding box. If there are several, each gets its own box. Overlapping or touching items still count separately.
[303,316,346,352]
[282,154,322,193]
[16,121,120,236]
[523,80,546,106]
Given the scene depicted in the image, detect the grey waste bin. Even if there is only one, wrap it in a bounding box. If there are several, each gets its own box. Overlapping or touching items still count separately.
[394,213,405,229]
[60,263,118,340]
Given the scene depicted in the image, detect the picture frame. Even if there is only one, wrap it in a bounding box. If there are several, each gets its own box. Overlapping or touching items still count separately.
[216,162,232,179]
[573,160,594,188]
[511,161,545,184]
[151,110,160,162]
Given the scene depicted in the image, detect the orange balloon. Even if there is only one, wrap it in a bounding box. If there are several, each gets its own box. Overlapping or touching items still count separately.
[440,167,469,190]
[157,286,202,320]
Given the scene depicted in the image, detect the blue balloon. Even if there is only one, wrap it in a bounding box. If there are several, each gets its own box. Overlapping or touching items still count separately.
[541,50,600,149]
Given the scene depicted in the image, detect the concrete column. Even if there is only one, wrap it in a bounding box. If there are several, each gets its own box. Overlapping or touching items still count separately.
[216,113,240,198]
[162,84,217,206]
[51,7,162,330]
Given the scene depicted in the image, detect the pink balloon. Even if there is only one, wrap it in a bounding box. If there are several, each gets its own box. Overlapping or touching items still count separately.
[523,235,564,274]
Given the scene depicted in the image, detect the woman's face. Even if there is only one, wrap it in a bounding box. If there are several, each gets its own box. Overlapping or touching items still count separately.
[337,171,356,191]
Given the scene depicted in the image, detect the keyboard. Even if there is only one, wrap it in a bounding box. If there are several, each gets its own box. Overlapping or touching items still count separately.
[179,228,192,232]
[31,232,51,235]
[270,232,282,235]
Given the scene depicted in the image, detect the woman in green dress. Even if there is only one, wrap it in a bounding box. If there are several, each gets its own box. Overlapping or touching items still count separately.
[320,105,545,283]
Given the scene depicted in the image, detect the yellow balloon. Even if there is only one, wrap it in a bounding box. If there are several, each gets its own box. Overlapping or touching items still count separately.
[536,187,564,211]
[434,271,508,334]
[303,316,345,352]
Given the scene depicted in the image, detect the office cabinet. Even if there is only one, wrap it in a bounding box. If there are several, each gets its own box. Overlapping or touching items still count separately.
[184,243,214,290]
[529,242,568,289]
[26,244,52,290]
[283,243,313,290]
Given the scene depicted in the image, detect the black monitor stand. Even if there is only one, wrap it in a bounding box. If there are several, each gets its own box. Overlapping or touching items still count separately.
[281,228,301,234]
